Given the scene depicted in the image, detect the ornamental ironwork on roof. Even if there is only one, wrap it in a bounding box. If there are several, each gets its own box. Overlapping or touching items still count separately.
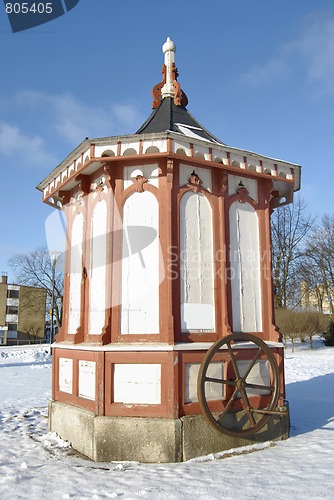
[136,37,224,145]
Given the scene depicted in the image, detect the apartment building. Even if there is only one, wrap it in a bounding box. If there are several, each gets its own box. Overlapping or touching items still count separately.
[300,281,333,315]
[0,274,47,345]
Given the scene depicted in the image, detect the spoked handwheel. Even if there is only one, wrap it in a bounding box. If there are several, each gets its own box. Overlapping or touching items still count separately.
[197,333,280,437]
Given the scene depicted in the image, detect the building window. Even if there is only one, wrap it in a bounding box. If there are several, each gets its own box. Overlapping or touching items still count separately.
[6,306,18,315]
[7,323,18,331]
[7,289,19,299]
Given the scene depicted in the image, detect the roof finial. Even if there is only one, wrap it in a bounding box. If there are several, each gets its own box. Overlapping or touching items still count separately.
[161,37,176,99]
[151,37,188,109]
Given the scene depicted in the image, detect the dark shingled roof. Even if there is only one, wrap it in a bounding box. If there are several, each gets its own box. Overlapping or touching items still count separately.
[136,97,224,145]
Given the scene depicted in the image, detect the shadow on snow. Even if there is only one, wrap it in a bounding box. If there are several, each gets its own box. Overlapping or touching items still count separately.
[286,373,334,436]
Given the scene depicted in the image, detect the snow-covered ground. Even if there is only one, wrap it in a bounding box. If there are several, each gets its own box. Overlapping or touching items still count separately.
[0,339,333,499]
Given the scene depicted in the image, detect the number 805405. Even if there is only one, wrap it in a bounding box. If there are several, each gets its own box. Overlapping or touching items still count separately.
[6,3,53,14]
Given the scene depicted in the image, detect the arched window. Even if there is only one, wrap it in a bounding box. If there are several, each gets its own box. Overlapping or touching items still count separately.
[121,192,160,334]
[229,201,262,332]
[180,192,215,331]
[68,213,84,334]
[88,200,107,335]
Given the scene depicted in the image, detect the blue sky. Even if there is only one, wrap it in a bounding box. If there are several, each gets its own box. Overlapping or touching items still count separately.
[1,0,334,279]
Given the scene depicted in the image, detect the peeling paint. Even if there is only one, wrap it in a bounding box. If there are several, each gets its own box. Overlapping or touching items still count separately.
[180,192,215,331]
[229,201,262,332]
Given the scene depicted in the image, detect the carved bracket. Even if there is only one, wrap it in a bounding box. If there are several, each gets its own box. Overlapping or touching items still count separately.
[221,174,228,195]
[152,64,166,109]
[187,170,203,193]
[236,181,249,202]
[132,175,148,193]
[236,181,249,194]
[75,174,90,196]
[172,63,188,107]
[58,190,71,206]
[103,165,113,190]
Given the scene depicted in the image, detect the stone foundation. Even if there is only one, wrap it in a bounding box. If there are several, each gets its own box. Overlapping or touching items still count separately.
[48,401,289,463]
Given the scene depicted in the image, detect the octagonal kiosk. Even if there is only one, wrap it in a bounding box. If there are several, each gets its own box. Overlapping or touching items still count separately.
[38,38,300,463]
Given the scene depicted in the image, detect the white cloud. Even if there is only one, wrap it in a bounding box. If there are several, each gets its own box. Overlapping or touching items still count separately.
[15,90,140,144]
[0,121,52,167]
[294,13,334,92]
[240,11,334,95]
[0,91,142,172]
[240,58,289,86]
[113,103,140,128]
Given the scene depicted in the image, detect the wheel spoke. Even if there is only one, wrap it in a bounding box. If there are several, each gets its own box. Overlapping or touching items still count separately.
[239,388,256,427]
[219,387,239,421]
[244,382,274,392]
[242,348,262,380]
[205,376,235,386]
[227,341,241,379]
[252,408,279,415]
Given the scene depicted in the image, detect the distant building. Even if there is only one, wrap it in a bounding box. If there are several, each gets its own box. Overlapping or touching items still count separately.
[300,281,334,315]
[0,274,47,345]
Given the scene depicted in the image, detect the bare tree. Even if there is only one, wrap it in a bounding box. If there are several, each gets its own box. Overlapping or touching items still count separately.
[303,215,334,315]
[9,247,63,327]
[299,256,330,313]
[271,197,315,309]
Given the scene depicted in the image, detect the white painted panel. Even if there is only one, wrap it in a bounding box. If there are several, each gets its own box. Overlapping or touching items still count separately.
[230,153,244,166]
[120,142,140,155]
[181,304,215,330]
[142,138,167,153]
[78,360,96,400]
[68,213,83,334]
[185,362,224,403]
[228,174,258,202]
[229,202,262,332]
[113,364,161,404]
[94,144,118,157]
[88,200,107,335]
[173,141,191,156]
[121,192,160,334]
[83,147,91,161]
[180,192,215,331]
[179,164,212,192]
[236,360,270,396]
[59,358,73,394]
[123,164,159,189]
[262,161,274,175]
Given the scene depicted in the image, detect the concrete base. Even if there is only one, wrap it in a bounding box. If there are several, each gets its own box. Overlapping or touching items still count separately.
[48,401,290,463]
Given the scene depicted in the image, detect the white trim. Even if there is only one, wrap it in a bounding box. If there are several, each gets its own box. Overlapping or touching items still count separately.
[52,341,284,352]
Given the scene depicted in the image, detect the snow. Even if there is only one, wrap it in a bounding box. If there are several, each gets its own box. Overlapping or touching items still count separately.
[0,339,334,499]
